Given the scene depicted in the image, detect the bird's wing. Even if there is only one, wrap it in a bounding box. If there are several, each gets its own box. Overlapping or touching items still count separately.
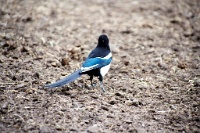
[81,54,112,72]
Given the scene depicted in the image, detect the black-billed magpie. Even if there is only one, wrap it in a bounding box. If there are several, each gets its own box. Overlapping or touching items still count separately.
[45,35,112,92]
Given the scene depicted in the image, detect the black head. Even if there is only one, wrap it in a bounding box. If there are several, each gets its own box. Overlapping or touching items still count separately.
[98,35,109,46]
[88,35,110,58]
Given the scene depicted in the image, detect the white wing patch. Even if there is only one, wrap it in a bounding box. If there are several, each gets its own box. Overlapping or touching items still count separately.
[103,53,112,59]
[100,64,111,77]
[100,53,112,76]
[81,64,98,72]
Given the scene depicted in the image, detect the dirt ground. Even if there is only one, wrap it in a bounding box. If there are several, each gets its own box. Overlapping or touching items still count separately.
[0,0,200,132]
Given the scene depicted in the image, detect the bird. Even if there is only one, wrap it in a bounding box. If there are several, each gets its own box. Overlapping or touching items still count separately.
[44,35,112,92]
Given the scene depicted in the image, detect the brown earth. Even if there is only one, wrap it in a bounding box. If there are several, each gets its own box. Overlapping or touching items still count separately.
[0,0,200,132]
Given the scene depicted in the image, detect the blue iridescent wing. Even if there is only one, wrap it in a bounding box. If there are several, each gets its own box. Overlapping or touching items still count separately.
[81,57,112,72]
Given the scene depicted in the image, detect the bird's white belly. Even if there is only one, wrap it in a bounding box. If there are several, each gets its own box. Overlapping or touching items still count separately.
[100,64,111,77]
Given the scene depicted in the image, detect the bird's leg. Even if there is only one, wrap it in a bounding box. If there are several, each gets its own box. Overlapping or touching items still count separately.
[99,76,106,92]
[89,75,96,87]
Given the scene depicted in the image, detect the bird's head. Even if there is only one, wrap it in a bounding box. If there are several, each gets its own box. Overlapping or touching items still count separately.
[98,35,109,45]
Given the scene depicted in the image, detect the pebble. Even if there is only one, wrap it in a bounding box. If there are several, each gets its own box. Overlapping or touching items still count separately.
[61,57,70,66]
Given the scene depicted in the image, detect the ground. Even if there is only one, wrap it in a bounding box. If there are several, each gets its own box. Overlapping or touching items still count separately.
[0,0,200,132]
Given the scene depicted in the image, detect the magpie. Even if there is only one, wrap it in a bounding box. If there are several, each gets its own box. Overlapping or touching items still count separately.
[44,35,112,92]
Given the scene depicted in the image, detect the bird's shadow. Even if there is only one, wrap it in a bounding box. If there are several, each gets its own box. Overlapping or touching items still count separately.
[42,81,98,97]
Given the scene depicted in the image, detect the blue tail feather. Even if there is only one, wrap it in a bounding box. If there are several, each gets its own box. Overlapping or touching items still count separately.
[44,69,82,88]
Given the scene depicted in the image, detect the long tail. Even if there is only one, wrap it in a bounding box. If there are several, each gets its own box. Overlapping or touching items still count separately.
[44,69,82,88]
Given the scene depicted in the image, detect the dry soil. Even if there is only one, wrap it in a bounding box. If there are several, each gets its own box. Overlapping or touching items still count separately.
[0,0,200,132]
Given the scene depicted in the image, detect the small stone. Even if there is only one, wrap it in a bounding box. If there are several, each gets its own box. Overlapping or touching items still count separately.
[170,17,182,24]
[178,62,187,69]
[21,46,30,52]
[41,37,46,44]
[26,88,37,94]
[124,119,133,124]
[124,60,129,66]
[184,30,193,37]
[115,92,123,97]
[107,115,115,118]
[70,47,79,54]
[26,89,34,94]
[51,62,57,67]
[33,72,40,78]
[1,102,8,109]
[109,100,117,105]
[91,95,98,99]
[126,99,141,107]
[61,57,69,66]
[101,106,109,111]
